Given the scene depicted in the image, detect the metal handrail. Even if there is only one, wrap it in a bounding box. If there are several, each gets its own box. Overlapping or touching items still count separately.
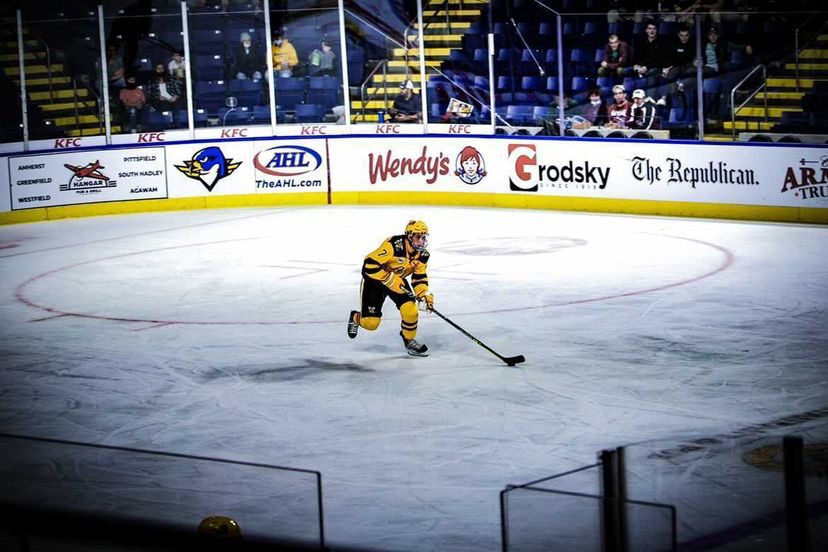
[730,64,767,140]
[794,12,825,92]
[24,29,54,101]
[359,59,389,122]
[403,0,449,79]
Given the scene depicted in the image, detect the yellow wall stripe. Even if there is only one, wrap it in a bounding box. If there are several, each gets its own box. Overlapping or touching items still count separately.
[1,191,825,226]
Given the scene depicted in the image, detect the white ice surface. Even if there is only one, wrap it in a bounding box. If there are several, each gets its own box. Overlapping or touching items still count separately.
[1,205,827,551]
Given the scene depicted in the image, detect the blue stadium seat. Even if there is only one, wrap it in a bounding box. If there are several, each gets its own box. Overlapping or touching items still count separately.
[228,79,263,107]
[532,105,554,124]
[545,76,559,92]
[571,76,590,92]
[219,106,253,125]
[521,76,542,92]
[195,54,225,80]
[252,105,272,124]
[295,103,324,123]
[146,110,173,131]
[307,76,339,109]
[274,77,307,111]
[194,80,227,110]
[505,104,535,125]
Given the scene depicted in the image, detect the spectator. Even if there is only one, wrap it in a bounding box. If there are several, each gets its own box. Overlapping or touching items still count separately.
[271,30,298,78]
[698,24,727,78]
[577,88,609,127]
[598,34,632,78]
[118,74,146,133]
[550,91,578,113]
[628,88,660,129]
[632,20,668,86]
[662,25,695,84]
[146,63,183,110]
[233,32,264,80]
[606,84,632,128]
[105,45,126,90]
[308,40,336,77]
[388,79,422,123]
[168,51,186,81]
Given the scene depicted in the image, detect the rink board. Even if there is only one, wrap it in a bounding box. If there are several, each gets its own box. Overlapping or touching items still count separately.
[1,135,826,224]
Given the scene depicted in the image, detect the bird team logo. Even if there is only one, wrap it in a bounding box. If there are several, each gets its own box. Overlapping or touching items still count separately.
[454,145,486,185]
[507,143,538,192]
[175,147,241,192]
[62,160,117,192]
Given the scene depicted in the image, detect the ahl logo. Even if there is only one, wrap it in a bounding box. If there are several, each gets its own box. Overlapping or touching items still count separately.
[175,147,241,192]
[62,160,117,192]
[454,145,487,185]
[508,143,538,192]
[254,145,322,176]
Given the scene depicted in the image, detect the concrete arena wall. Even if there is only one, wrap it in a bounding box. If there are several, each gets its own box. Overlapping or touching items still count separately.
[1,134,827,225]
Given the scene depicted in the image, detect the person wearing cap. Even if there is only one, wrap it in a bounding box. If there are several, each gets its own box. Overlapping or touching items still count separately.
[606,84,631,129]
[628,88,659,130]
[389,80,422,123]
[233,31,264,80]
[271,30,298,78]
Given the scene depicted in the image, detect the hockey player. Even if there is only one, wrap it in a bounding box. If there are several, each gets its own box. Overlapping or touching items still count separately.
[347,220,435,356]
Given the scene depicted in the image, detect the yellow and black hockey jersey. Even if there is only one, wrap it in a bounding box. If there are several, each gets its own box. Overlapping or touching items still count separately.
[362,234,430,297]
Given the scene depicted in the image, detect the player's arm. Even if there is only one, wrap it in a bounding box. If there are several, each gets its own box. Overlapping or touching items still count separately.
[411,253,434,310]
[362,240,408,294]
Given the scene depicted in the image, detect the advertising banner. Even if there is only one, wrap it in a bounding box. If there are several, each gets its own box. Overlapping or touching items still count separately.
[7,147,167,210]
[329,137,828,209]
[164,139,328,198]
[251,140,328,194]
[503,139,828,208]
[328,137,505,193]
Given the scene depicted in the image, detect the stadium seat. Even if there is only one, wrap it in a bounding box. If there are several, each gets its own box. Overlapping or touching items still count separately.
[274,77,307,111]
[306,76,340,109]
[228,79,263,107]
[295,103,324,123]
[145,110,173,131]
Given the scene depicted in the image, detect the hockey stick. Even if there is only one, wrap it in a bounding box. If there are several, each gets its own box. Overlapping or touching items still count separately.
[429,307,526,366]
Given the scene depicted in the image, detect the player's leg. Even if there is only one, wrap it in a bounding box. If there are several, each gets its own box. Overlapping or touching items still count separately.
[347,278,385,338]
[389,287,428,356]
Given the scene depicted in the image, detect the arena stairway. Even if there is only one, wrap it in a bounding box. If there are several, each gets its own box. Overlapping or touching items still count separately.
[723,31,828,135]
[350,0,485,122]
[0,21,114,139]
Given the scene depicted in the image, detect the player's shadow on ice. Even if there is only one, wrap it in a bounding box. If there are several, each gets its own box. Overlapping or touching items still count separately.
[200,360,374,383]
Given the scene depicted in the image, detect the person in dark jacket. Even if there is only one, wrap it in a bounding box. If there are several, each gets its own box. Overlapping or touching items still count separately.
[233,32,264,80]
[632,20,668,87]
[598,34,631,78]
[628,88,660,130]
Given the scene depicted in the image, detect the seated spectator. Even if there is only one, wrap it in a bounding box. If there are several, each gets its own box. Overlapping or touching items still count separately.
[271,30,298,78]
[576,88,609,127]
[388,80,422,123]
[146,63,183,110]
[308,40,336,77]
[662,25,695,85]
[119,74,146,133]
[598,34,632,78]
[628,88,660,129]
[632,20,668,86]
[606,84,632,128]
[106,45,126,90]
[168,51,186,81]
[550,91,578,113]
[233,32,264,80]
[697,24,727,78]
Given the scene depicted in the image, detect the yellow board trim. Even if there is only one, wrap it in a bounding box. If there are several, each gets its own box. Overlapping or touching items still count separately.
[331,191,828,224]
[0,193,328,225]
[1,191,825,226]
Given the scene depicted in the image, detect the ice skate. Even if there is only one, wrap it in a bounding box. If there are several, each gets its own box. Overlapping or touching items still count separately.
[347,310,359,339]
[401,331,428,357]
